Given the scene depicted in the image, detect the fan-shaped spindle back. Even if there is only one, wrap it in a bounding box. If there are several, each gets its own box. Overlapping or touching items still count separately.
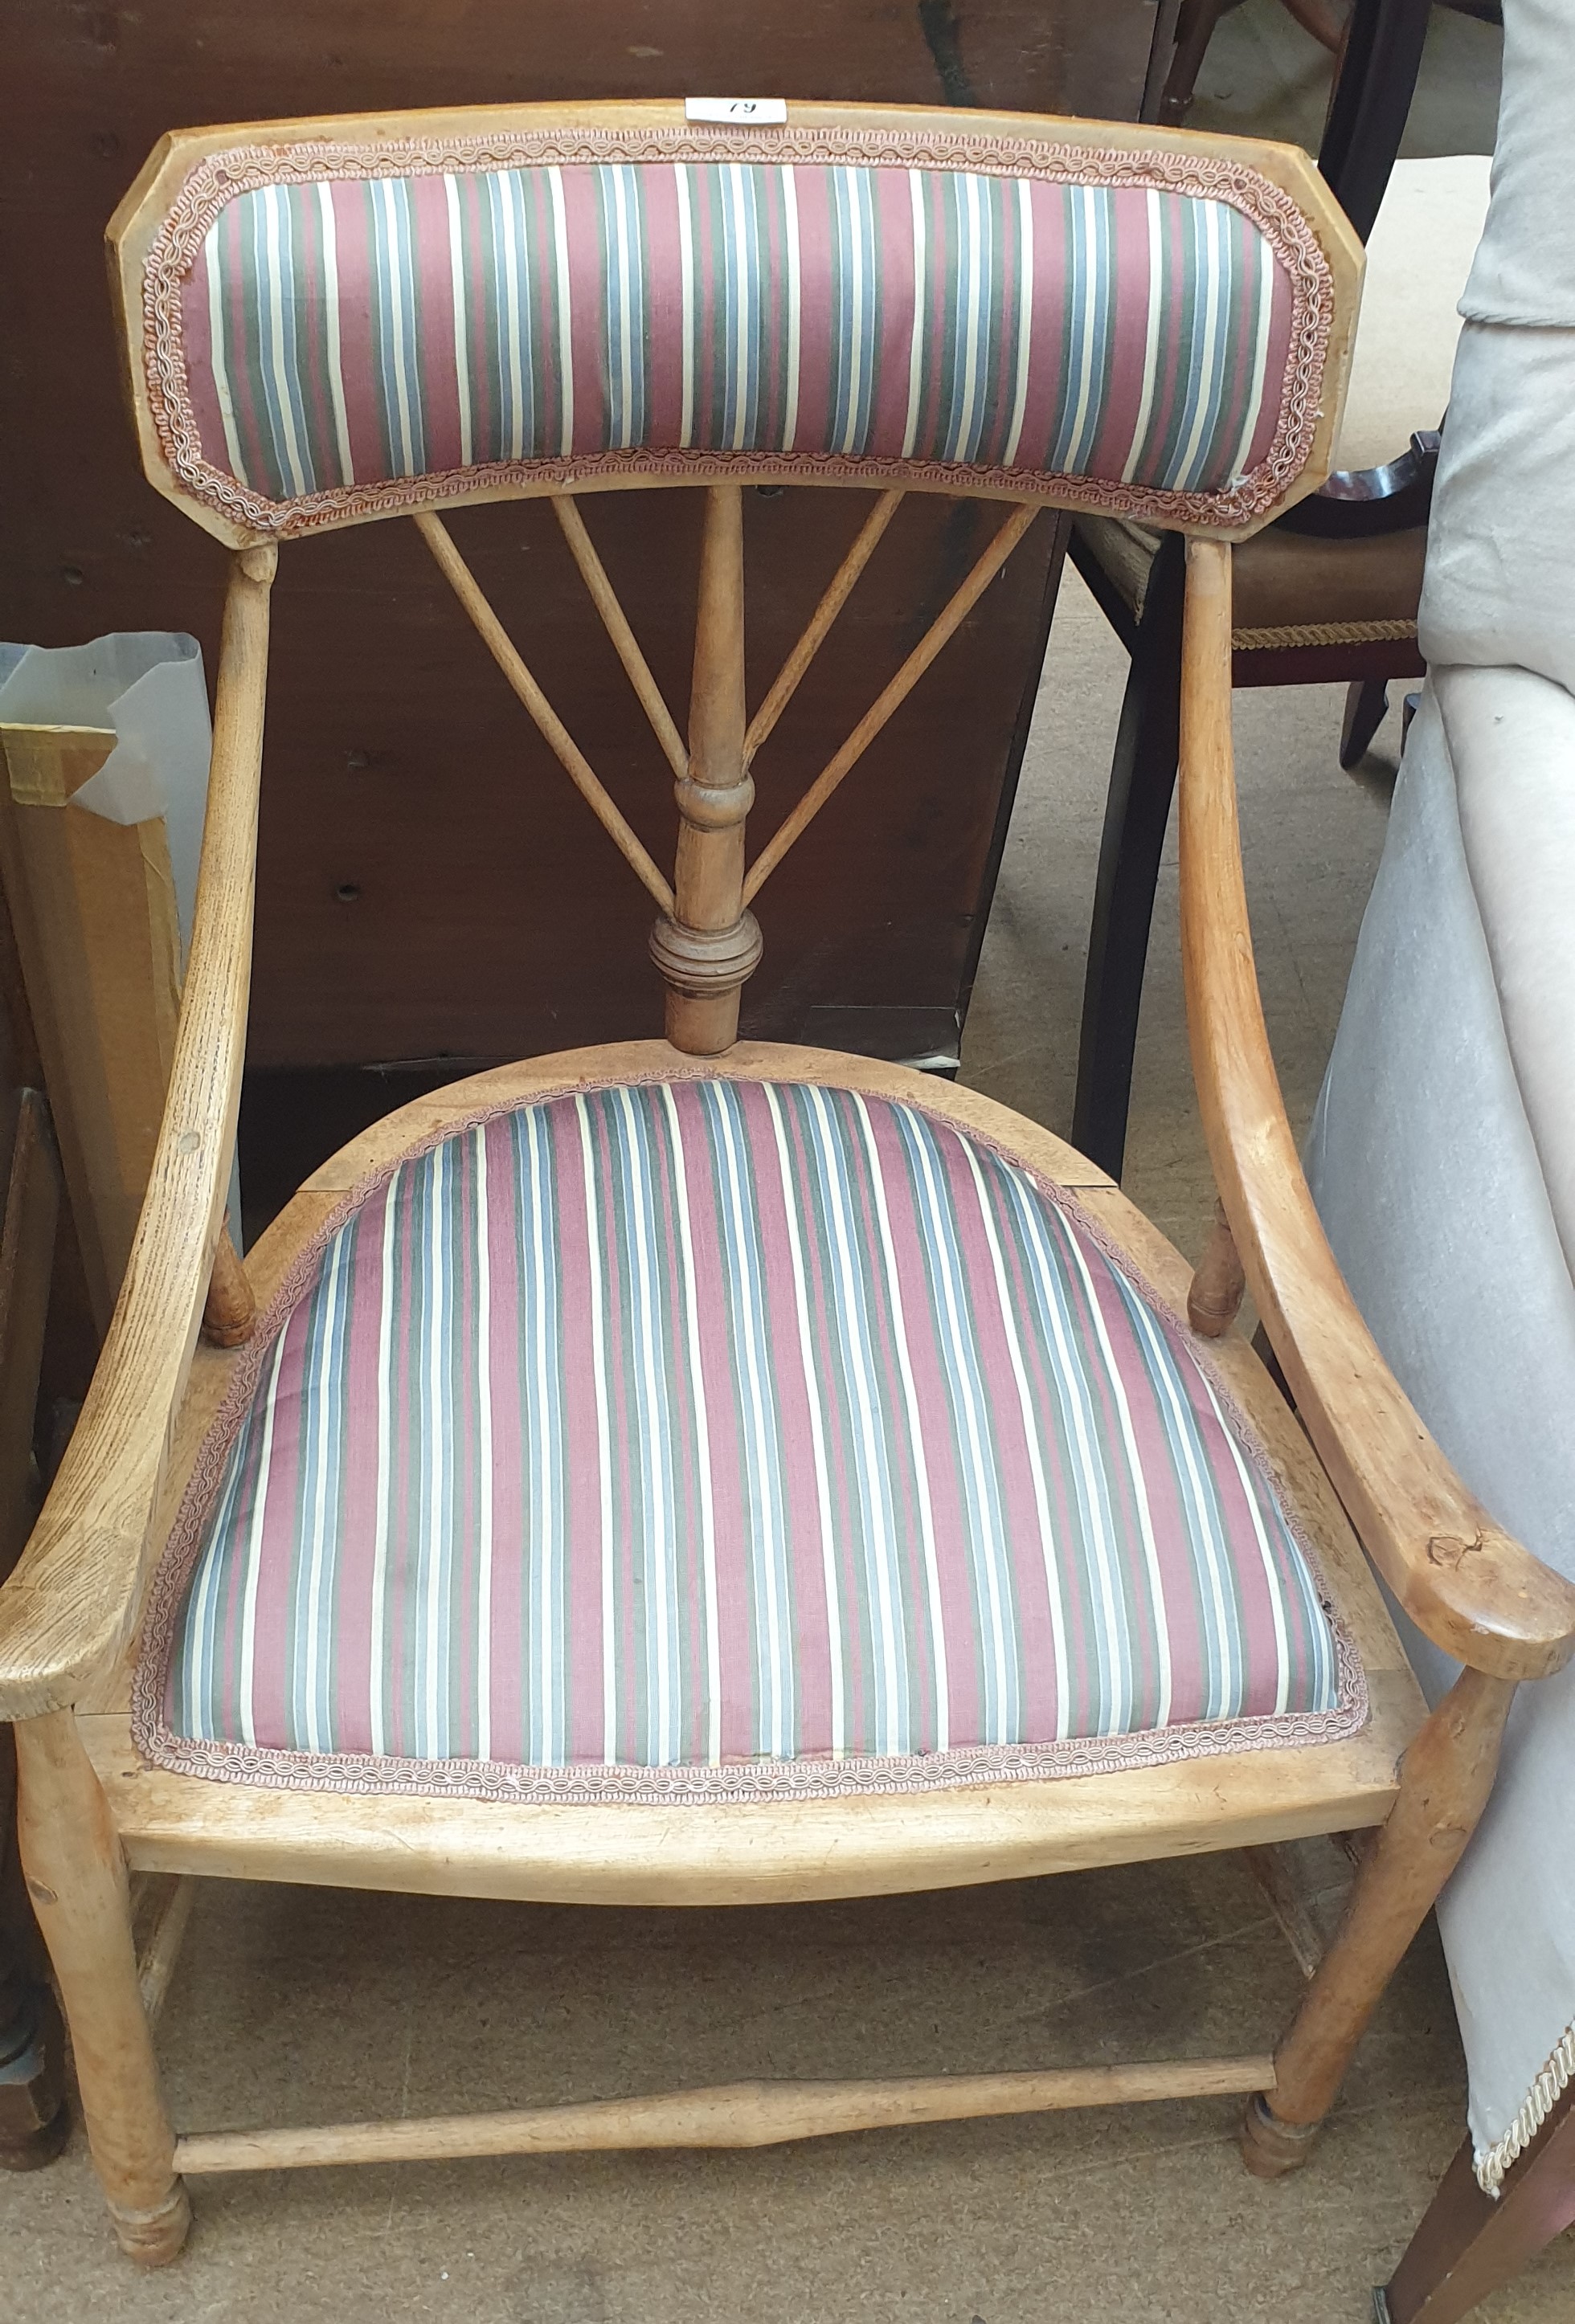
[108,102,1363,1061]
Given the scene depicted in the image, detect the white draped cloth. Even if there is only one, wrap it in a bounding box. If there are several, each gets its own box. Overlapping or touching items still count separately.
[1307,0,1575,2192]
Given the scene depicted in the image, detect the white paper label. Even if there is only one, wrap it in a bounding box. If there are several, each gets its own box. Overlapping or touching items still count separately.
[684,96,788,126]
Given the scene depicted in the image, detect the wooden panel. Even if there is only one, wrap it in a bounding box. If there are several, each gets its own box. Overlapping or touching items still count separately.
[0,1084,71,2169]
[0,728,180,1329]
[0,2,1148,1088]
[0,1093,62,1578]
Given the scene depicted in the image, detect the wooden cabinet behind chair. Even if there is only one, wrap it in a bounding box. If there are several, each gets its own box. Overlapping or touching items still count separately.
[4,2,1164,1198]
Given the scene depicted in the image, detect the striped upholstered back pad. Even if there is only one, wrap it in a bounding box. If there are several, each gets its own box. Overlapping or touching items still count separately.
[132,123,1340,539]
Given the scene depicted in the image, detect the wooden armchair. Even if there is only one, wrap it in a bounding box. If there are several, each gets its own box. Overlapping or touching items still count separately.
[4,97,1573,2267]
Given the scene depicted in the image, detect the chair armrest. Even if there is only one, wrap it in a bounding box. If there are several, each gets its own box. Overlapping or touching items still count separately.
[1273,431,1439,539]
[0,546,274,1719]
[1177,536,1575,1684]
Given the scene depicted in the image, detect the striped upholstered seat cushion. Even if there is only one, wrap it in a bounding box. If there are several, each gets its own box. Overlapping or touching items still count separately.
[137,1079,1359,1802]
[135,125,1334,538]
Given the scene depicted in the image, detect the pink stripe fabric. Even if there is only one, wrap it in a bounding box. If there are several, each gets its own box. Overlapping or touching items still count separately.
[148,135,1329,538]
[141,1080,1360,1803]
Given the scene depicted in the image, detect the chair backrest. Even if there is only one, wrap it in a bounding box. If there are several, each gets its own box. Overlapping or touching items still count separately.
[110,101,1360,545]
[108,101,1361,1059]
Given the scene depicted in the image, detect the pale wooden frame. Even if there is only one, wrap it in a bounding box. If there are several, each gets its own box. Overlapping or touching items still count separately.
[9,501,1570,2265]
[6,99,1573,2264]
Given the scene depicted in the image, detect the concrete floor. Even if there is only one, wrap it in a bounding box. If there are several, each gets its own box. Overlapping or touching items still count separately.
[6,576,1575,2322]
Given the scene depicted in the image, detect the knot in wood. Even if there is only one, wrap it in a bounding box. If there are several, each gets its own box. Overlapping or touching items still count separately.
[1428,1824,1470,1852]
[675,772,755,831]
[1426,1532,1486,1570]
[648,909,763,999]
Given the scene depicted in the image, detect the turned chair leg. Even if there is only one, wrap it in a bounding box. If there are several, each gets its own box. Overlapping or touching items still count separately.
[1340,677,1390,770]
[1072,531,1186,1182]
[1243,1668,1515,2179]
[1158,0,1229,124]
[14,1710,190,2264]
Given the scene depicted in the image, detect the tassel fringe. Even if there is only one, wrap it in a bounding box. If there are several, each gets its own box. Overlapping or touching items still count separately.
[1475,2018,1575,2195]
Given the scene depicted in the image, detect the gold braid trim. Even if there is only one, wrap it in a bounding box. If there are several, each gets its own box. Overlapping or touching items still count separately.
[1231,618,1418,651]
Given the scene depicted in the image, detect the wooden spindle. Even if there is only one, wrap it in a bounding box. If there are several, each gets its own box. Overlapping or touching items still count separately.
[742,504,1038,907]
[551,496,689,781]
[15,1712,189,2261]
[652,484,762,1055]
[415,513,675,915]
[1188,1196,1247,1336]
[201,1227,255,1348]
[172,2053,1277,2175]
[744,488,903,762]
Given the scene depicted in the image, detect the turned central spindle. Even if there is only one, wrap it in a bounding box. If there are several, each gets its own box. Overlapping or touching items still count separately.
[652,484,763,1055]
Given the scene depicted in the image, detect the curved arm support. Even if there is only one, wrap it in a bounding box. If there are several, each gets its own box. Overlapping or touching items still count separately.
[1178,536,1575,1682]
[0,545,275,1717]
[1275,431,1440,540]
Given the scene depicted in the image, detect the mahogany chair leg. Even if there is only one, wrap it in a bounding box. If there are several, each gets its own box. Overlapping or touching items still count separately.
[1381,2089,1575,2324]
[1158,0,1229,125]
[1340,676,1391,770]
[1243,1668,1516,2178]
[14,1710,190,2264]
[1280,0,1347,52]
[1317,0,1434,243]
[1072,530,1186,1181]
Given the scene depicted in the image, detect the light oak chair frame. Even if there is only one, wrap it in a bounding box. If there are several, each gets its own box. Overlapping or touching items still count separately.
[4,99,1573,2265]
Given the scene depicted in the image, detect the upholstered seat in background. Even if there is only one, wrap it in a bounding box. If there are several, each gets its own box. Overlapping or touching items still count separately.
[1065,145,1498,1191]
[1072,153,1492,648]
[143,1076,1349,1796]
